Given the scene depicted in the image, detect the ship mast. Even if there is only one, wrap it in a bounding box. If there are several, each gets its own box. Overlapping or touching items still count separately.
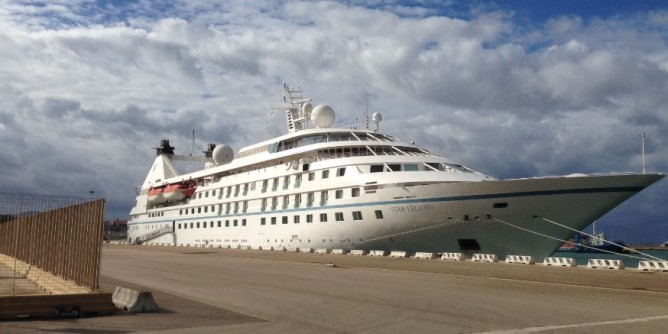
[283,84,312,133]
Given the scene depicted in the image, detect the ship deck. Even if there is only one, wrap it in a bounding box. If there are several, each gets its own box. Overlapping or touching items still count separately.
[3,244,668,333]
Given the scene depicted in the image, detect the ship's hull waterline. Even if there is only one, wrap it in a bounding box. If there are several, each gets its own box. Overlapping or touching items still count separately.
[137,173,662,260]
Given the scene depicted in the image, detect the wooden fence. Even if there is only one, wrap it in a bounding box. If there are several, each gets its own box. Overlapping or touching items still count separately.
[0,197,105,292]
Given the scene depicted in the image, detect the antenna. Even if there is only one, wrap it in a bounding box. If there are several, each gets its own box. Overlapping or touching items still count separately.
[641,132,646,174]
[364,97,369,130]
[191,130,195,157]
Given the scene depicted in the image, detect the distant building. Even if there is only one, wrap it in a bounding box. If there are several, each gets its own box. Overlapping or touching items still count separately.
[104,219,127,240]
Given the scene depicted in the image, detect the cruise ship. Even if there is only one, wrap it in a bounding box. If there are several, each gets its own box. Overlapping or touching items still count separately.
[128,85,664,260]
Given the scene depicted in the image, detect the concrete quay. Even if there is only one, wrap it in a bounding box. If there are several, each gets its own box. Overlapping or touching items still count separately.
[2,244,668,333]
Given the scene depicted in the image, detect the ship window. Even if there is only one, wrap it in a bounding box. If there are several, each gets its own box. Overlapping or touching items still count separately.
[337,167,346,177]
[205,191,209,198]
[225,220,229,227]
[212,190,216,196]
[203,222,207,228]
[352,211,363,221]
[283,176,290,190]
[375,210,384,219]
[242,219,246,226]
[191,208,194,214]
[282,216,288,224]
[184,224,187,229]
[197,222,200,228]
[217,221,221,227]
[306,214,313,223]
[179,210,182,215]
[351,187,360,197]
[211,205,215,212]
[303,163,310,171]
[261,218,266,225]
[387,164,401,172]
[404,164,418,171]
[335,190,343,199]
[234,220,238,227]
[294,215,300,224]
[370,165,383,173]
[308,172,315,181]
[204,207,208,213]
[271,217,277,225]
[335,212,344,222]
[493,202,508,209]
[178,223,181,229]
[198,207,201,213]
[210,221,214,228]
[320,213,328,222]
[190,223,193,228]
[272,178,279,191]
[322,170,329,179]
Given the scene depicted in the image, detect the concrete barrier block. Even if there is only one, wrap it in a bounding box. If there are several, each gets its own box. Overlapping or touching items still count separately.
[586,259,625,270]
[471,253,498,263]
[287,247,300,252]
[440,252,465,261]
[112,286,159,313]
[414,252,436,259]
[314,248,330,254]
[505,255,535,265]
[300,248,314,253]
[637,261,668,272]
[368,250,387,257]
[349,249,368,256]
[542,257,577,267]
[389,251,408,258]
[331,249,348,255]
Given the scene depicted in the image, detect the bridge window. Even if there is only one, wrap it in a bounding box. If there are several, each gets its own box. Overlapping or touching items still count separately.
[370,165,383,173]
[404,164,418,171]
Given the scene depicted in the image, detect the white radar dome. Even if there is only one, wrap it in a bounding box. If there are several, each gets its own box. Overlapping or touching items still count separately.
[212,144,234,165]
[301,102,313,115]
[311,104,335,128]
[372,112,382,122]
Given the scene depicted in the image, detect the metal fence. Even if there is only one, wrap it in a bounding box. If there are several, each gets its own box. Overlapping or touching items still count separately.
[0,193,105,296]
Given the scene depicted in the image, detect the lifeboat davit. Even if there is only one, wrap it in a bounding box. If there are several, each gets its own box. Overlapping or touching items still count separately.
[147,181,197,205]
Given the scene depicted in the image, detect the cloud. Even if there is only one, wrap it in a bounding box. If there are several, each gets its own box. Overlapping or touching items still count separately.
[0,1,666,242]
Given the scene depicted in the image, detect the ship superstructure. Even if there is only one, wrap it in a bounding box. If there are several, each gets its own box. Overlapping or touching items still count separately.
[128,85,664,260]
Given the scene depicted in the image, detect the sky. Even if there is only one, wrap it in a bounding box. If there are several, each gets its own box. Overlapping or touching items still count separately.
[0,0,667,243]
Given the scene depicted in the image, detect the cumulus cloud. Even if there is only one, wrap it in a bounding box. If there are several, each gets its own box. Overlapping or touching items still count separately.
[0,1,666,242]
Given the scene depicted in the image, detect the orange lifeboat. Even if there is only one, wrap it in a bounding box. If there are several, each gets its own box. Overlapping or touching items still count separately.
[147,181,197,204]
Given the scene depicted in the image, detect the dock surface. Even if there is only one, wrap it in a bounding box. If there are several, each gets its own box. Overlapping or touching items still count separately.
[2,244,668,333]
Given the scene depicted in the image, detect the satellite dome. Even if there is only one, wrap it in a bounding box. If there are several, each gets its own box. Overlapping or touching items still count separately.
[311,105,335,128]
[372,112,382,122]
[301,102,313,115]
[212,144,234,165]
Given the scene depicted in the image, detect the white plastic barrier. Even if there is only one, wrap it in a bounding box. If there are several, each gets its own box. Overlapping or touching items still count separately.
[300,248,314,253]
[414,252,436,259]
[637,261,668,272]
[505,255,535,265]
[471,253,498,263]
[368,250,387,257]
[389,251,408,258]
[315,248,330,254]
[331,249,348,255]
[441,252,465,261]
[349,249,368,256]
[586,259,625,270]
[542,257,577,267]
